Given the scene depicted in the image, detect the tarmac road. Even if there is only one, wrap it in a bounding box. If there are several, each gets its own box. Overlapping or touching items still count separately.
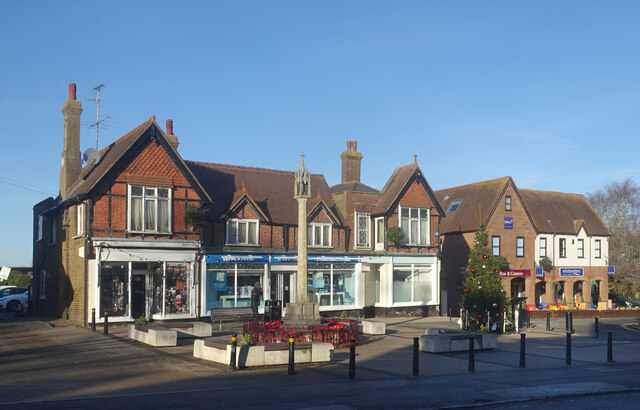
[1,313,639,409]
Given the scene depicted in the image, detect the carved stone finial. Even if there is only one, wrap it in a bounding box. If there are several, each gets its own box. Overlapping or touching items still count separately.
[294,152,311,198]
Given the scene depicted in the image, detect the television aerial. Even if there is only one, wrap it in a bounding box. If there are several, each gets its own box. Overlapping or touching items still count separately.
[83,147,101,165]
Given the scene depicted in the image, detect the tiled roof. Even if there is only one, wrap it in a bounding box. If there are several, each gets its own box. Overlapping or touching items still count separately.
[185,161,342,225]
[435,177,512,233]
[519,189,609,236]
[330,182,379,194]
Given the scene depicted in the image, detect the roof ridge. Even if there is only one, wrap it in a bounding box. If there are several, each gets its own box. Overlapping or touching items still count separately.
[186,160,325,177]
[99,116,155,155]
[435,176,511,193]
[520,188,584,196]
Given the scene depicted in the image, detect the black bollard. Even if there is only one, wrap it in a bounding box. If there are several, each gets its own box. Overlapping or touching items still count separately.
[468,336,475,372]
[607,331,613,362]
[103,311,109,335]
[91,308,96,332]
[566,332,571,365]
[519,333,526,368]
[349,339,356,379]
[565,311,570,333]
[594,317,599,338]
[230,333,237,371]
[569,311,574,334]
[546,311,550,331]
[412,337,420,376]
[288,337,295,375]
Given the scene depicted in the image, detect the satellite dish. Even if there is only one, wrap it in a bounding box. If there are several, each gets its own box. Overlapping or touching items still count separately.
[83,148,101,165]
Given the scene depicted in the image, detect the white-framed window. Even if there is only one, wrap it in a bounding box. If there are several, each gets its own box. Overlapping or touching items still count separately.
[492,236,500,256]
[505,195,512,211]
[374,217,385,251]
[516,237,524,257]
[308,223,331,247]
[39,270,46,299]
[448,199,462,213]
[76,203,84,236]
[128,185,171,233]
[539,237,547,258]
[355,212,371,248]
[399,206,429,246]
[595,239,602,258]
[37,214,43,241]
[559,238,567,258]
[226,218,259,245]
[50,217,57,245]
[577,239,584,258]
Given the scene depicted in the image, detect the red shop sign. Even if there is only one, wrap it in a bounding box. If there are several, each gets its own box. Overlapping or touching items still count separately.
[499,269,531,278]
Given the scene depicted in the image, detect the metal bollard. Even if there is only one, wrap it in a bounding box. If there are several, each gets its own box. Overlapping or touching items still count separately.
[546,311,550,331]
[103,311,109,335]
[594,317,599,338]
[230,333,237,371]
[468,336,475,372]
[566,332,571,365]
[519,333,526,368]
[569,311,574,334]
[607,331,613,362]
[349,339,356,379]
[412,337,420,376]
[91,308,96,332]
[565,311,570,333]
[288,337,295,375]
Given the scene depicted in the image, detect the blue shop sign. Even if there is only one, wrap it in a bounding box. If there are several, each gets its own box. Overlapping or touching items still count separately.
[535,267,543,278]
[206,254,360,264]
[206,254,269,263]
[608,265,615,274]
[560,268,584,277]
[504,217,513,230]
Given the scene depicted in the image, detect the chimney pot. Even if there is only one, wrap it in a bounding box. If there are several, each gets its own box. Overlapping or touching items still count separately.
[166,119,173,135]
[346,140,351,151]
[353,141,358,152]
[414,154,417,165]
[69,83,77,100]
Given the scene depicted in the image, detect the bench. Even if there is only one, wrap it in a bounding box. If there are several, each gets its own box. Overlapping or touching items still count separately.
[209,307,254,330]
[154,321,212,337]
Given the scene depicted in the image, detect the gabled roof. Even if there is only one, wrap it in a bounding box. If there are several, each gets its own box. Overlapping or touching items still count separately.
[435,176,512,233]
[372,163,445,216]
[65,117,211,203]
[519,189,610,236]
[186,161,343,226]
[225,182,270,222]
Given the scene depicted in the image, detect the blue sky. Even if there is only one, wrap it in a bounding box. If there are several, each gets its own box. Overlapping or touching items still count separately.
[1,1,639,267]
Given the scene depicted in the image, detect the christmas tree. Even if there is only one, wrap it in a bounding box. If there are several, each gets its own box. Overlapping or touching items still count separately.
[462,224,508,331]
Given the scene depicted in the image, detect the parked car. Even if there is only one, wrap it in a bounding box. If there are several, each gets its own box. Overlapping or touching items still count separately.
[0,287,28,312]
[609,293,639,308]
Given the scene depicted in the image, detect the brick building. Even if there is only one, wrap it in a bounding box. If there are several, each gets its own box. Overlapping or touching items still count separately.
[436,177,611,311]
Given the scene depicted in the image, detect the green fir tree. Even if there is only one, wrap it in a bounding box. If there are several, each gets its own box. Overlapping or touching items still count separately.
[462,224,508,331]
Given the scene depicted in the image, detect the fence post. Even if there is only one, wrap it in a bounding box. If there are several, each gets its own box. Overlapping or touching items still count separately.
[103,311,108,335]
[468,336,475,372]
[230,333,237,371]
[546,311,550,331]
[519,333,526,368]
[91,308,96,332]
[607,331,613,362]
[566,332,571,365]
[349,338,356,379]
[412,337,420,376]
[594,317,599,338]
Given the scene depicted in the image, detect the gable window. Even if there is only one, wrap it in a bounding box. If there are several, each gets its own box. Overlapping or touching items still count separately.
[448,199,462,213]
[595,239,602,258]
[308,223,331,247]
[129,185,171,233]
[399,207,429,246]
[374,217,385,251]
[516,237,524,257]
[226,219,259,245]
[539,237,547,258]
[559,238,567,258]
[355,212,371,248]
[492,236,500,256]
[37,214,43,241]
[505,196,512,211]
[76,204,84,236]
[577,239,585,258]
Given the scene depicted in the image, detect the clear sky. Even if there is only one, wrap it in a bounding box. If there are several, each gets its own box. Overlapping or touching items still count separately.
[1,1,639,267]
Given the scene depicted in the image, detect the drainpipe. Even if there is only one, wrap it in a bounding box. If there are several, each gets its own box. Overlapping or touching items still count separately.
[83,198,92,327]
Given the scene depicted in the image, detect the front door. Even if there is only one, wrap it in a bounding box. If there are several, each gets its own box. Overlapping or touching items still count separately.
[131,274,146,318]
[270,272,292,304]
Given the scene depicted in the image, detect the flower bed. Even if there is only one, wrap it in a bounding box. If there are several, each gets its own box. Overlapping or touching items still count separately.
[242,318,358,348]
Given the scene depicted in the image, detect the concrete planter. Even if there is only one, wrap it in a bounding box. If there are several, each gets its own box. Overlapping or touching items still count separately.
[128,324,177,347]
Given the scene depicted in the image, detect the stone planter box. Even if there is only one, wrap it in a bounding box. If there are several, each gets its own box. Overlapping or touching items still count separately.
[419,328,497,353]
[154,321,212,337]
[359,320,386,335]
[128,324,177,347]
[193,339,334,367]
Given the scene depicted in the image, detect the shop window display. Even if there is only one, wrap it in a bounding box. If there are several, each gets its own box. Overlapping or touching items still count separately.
[165,263,190,314]
[100,263,128,317]
[393,264,435,304]
[206,263,264,309]
[308,264,355,307]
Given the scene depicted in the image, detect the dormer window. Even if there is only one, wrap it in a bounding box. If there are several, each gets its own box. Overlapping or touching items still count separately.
[128,185,172,233]
[308,223,331,247]
[226,219,259,245]
[448,199,462,213]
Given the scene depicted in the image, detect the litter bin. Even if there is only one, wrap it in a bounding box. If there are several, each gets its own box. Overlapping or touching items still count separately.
[265,300,282,321]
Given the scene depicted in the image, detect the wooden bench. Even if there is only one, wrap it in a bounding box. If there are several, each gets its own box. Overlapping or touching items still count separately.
[209,307,254,330]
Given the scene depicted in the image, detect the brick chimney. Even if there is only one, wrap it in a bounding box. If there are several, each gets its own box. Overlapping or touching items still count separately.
[165,119,179,150]
[60,83,83,199]
[340,140,363,184]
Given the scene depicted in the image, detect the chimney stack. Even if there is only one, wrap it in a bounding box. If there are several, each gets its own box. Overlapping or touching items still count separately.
[340,139,363,184]
[60,82,83,199]
[165,118,179,150]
